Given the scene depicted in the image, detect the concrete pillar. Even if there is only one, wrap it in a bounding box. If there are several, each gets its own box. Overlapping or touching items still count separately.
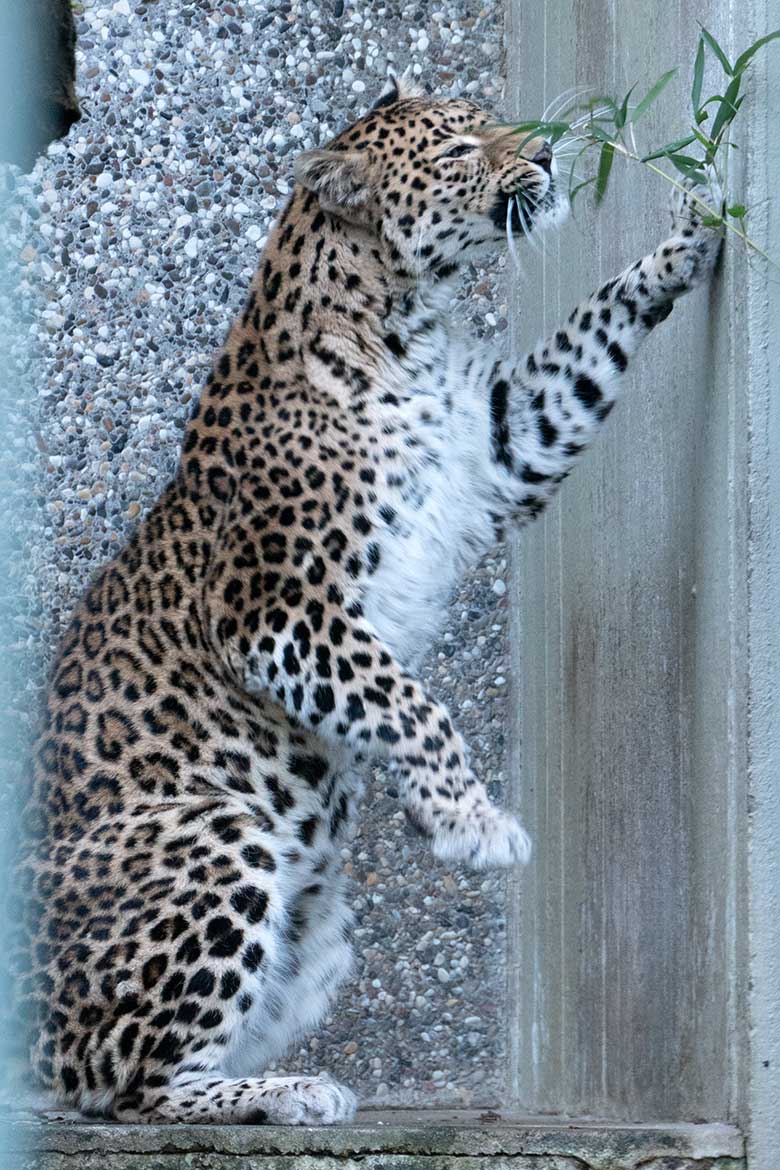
[505,1,778,1160]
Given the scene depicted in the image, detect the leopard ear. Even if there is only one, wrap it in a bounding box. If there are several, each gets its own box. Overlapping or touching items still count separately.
[371,69,425,109]
[372,74,399,110]
[396,66,426,100]
[292,149,371,208]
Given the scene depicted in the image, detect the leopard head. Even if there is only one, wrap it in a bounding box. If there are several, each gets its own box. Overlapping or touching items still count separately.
[293,76,568,277]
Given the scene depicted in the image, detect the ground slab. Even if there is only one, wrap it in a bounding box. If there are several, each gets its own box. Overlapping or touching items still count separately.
[6,1107,745,1170]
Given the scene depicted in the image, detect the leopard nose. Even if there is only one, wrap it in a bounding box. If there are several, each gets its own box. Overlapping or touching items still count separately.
[531,141,553,172]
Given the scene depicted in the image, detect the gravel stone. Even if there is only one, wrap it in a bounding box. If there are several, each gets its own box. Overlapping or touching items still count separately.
[4,0,511,1110]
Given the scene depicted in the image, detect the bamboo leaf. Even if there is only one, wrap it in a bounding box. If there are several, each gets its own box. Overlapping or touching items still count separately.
[733,29,780,75]
[566,141,599,199]
[701,214,724,227]
[595,142,615,203]
[691,126,714,149]
[668,153,706,166]
[585,95,618,117]
[512,120,573,154]
[632,68,677,122]
[615,85,636,129]
[569,176,597,209]
[511,120,572,135]
[700,25,733,75]
[641,135,696,162]
[692,37,705,114]
[668,152,707,178]
[587,123,617,144]
[548,124,571,145]
[709,73,742,144]
[727,203,747,218]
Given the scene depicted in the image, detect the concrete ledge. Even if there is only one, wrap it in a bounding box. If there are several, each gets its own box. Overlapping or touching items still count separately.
[6,1107,745,1169]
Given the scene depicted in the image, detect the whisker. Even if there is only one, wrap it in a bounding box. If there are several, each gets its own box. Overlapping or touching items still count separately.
[541,89,565,122]
[541,86,579,122]
[506,195,522,271]
[558,164,590,182]
[552,141,587,155]
[568,104,613,131]
[543,85,599,123]
[556,130,603,150]
[517,194,541,254]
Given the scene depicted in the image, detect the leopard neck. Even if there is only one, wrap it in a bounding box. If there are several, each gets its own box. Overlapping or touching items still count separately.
[226,188,458,404]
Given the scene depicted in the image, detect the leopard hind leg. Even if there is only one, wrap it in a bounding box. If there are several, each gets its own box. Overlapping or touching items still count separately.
[221,860,356,1079]
[114,1069,356,1124]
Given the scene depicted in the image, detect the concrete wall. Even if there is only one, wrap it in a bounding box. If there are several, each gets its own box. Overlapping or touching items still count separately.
[506,0,779,1159]
[741,4,780,1163]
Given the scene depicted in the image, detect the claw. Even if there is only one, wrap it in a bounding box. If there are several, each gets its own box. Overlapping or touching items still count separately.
[403,806,433,840]
[431,807,532,870]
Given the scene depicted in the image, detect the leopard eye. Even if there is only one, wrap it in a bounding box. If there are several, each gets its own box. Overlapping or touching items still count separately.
[442,142,478,159]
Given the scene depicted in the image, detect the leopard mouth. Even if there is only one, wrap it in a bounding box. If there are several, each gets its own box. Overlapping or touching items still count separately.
[490,181,568,239]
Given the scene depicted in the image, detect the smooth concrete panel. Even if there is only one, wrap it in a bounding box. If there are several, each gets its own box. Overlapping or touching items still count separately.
[741,1,780,1165]
[505,0,775,1130]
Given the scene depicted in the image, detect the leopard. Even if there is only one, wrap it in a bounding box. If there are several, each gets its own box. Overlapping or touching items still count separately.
[14,74,723,1125]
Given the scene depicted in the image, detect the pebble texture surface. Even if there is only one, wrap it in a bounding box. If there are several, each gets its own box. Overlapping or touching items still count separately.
[4,0,514,1107]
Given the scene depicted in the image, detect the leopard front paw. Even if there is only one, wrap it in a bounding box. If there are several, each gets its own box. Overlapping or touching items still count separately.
[431,804,532,869]
[669,163,724,233]
[666,165,725,280]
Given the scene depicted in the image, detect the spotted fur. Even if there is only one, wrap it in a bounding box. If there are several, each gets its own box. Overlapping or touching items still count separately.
[15,76,722,1124]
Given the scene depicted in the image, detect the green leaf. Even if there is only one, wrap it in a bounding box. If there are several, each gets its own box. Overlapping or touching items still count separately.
[701,214,724,227]
[585,94,618,116]
[727,203,747,218]
[632,68,677,122]
[549,124,572,145]
[512,120,572,135]
[709,73,743,144]
[733,30,780,76]
[641,135,696,162]
[565,141,599,201]
[667,152,707,178]
[615,85,636,129]
[700,93,728,108]
[692,37,705,115]
[700,25,733,75]
[691,127,714,149]
[569,176,597,209]
[668,153,706,166]
[595,142,615,203]
[587,123,617,144]
[512,120,573,154]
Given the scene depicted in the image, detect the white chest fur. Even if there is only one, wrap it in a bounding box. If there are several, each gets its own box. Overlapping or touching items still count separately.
[361,319,501,669]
